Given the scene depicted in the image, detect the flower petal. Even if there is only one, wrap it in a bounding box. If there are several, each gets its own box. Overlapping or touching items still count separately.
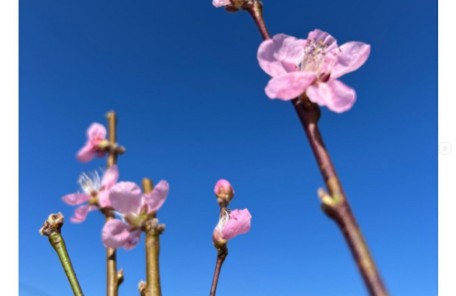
[87,123,106,141]
[307,29,338,51]
[306,80,356,113]
[109,182,143,215]
[77,144,96,162]
[265,72,316,100]
[331,42,371,79]
[70,205,95,223]
[258,34,306,77]
[62,193,90,205]
[221,209,252,240]
[212,0,231,7]
[123,230,142,250]
[144,180,169,213]
[102,219,131,249]
[102,165,119,188]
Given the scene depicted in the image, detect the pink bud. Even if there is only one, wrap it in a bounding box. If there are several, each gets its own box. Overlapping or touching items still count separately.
[214,179,235,203]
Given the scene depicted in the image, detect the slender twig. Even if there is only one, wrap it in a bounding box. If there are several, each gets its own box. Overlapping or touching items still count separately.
[209,201,229,296]
[209,245,228,296]
[244,2,388,295]
[105,111,123,296]
[40,213,84,296]
[143,178,164,296]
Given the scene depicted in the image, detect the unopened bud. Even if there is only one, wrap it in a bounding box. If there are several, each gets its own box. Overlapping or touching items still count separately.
[214,179,235,204]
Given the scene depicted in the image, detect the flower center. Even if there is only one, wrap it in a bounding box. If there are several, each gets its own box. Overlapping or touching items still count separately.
[78,171,102,195]
[300,39,333,80]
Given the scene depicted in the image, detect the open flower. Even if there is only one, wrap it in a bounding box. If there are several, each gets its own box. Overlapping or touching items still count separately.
[213,209,252,244]
[77,123,109,162]
[62,165,119,223]
[257,29,371,113]
[102,180,169,249]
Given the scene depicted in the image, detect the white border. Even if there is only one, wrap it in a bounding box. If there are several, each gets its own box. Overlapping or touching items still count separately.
[0,0,18,293]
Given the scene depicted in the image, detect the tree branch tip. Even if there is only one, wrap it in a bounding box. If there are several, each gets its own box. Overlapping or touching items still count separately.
[39,212,64,236]
[117,269,124,286]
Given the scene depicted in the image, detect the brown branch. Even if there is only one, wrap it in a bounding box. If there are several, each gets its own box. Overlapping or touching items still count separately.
[105,110,123,296]
[143,178,164,296]
[209,245,228,296]
[244,3,388,295]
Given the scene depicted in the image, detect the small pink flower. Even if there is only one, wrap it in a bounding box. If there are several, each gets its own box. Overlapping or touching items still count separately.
[62,165,119,223]
[77,123,108,162]
[213,209,252,242]
[102,180,169,249]
[257,29,371,113]
[212,0,231,7]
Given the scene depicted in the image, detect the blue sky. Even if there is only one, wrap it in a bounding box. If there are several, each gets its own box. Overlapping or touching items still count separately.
[19,0,437,295]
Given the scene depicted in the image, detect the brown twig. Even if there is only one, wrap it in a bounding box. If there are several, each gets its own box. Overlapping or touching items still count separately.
[142,178,164,296]
[105,111,123,296]
[209,245,228,296]
[244,2,388,295]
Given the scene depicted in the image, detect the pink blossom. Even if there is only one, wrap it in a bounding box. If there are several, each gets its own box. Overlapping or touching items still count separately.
[77,123,108,162]
[213,209,252,241]
[214,179,235,200]
[257,29,371,113]
[212,0,231,7]
[102,180,169,249]
[62,165,119,223]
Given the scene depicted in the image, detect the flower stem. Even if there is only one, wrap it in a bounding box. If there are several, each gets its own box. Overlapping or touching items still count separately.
[209,245,228,296]
[245,3,388,295]
[105,111,123,296]
[40,213,84,296]
[143,178,163,296]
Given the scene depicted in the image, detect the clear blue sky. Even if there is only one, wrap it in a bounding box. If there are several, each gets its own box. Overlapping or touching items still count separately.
[20,0,437,295]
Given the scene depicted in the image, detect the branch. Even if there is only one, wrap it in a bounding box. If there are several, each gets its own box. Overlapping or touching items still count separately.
[243,3,388,295]
[40,213,84,296]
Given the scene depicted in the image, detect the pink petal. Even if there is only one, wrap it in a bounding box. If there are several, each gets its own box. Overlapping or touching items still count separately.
[98,190,111,208]
[265,72,316,100]
[306,80,356,113]
[102,219,132,249]
[102,165,119,188]
[144,180,169,213]
[76,144,96,162]
[331,42,371,79]
[212,0,231,7]
[123,230,142,250]
[87,123,107,141]
[70,205,95,223]
[307,29,338,51]
[221,209,252,240]
[109,182,143,215]
[258,34,306,77]
[62,193,90,205]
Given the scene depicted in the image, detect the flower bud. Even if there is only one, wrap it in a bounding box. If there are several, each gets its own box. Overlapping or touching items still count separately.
[214,179,235,204]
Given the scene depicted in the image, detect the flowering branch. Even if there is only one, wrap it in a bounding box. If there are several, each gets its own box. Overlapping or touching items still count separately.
[142,178,165,296]
[209,180,251,296]
[215,1,388,295]
[105,111,124,296]
[39,213,84,296]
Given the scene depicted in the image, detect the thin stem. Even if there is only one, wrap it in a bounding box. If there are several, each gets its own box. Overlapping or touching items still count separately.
[143,178,163,296]
[245,5,388,296]
[40,213,84,296]
[105,111,122,296]
[209,246,228,296]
